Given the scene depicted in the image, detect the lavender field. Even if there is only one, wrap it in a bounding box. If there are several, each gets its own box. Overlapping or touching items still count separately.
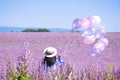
[0,32,120,79]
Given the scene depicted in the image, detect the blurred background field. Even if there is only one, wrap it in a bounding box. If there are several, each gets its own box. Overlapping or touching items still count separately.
[0,32,120,71]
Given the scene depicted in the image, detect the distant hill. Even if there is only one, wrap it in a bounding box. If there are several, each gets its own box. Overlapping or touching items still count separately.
[49,28,71,32]
[0,26,71,32]
[0,26,25,32]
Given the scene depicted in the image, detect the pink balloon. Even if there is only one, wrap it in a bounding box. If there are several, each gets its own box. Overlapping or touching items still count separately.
[93,42,105,51]
[83,35,96,44]
[87,17,96,26]
[98,38,109,47]
[72,16,101,30]
[80,18,90,29]
[93,38,108,52]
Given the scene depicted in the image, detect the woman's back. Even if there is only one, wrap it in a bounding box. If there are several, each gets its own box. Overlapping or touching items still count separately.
[41,56,64,72]
[40,47,64,72]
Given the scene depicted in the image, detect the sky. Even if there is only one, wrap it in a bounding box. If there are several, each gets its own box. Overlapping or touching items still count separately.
[0,0,120,32]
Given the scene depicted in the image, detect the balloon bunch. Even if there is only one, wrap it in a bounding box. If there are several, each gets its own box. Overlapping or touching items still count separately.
[72,16,109,56]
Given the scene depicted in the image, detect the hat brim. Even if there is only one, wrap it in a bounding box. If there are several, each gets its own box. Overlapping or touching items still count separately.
[43,47,57,57]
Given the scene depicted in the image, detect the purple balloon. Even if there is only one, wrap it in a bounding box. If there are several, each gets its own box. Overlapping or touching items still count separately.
[72,18,81,30]
[88,49,101,56]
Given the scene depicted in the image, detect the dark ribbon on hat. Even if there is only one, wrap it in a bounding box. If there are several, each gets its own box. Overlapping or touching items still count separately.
[45,50,54,55]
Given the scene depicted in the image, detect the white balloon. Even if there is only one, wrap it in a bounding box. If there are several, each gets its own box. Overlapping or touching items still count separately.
[87,16,101,26]
[92,16,101,24]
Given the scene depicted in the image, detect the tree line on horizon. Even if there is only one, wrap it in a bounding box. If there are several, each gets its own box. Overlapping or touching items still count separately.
[22,28,51,32]
[21,28,78,32]
[13,27,80,32]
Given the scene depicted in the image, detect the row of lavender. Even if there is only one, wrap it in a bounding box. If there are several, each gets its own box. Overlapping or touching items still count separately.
[0,42,120,80]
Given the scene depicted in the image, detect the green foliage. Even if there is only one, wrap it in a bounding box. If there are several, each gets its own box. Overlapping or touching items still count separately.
[70,30,80,32]
[6,43,32,80]
[22,28,50,32]
[7,59,17,80]
[22,28,36,32]
[7,59,31,80]
[17,75,31,80]
[36,28,50,32]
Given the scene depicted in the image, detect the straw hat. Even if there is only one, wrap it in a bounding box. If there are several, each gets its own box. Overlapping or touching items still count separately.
[43,47,57,57]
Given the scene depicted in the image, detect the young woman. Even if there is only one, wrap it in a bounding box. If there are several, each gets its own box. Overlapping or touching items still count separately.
[41,47,64,72]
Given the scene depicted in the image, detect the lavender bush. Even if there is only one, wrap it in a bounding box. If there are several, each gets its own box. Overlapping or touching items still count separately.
[5,59,120,80]
[0,32,120,80]
[2,42,120,80]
